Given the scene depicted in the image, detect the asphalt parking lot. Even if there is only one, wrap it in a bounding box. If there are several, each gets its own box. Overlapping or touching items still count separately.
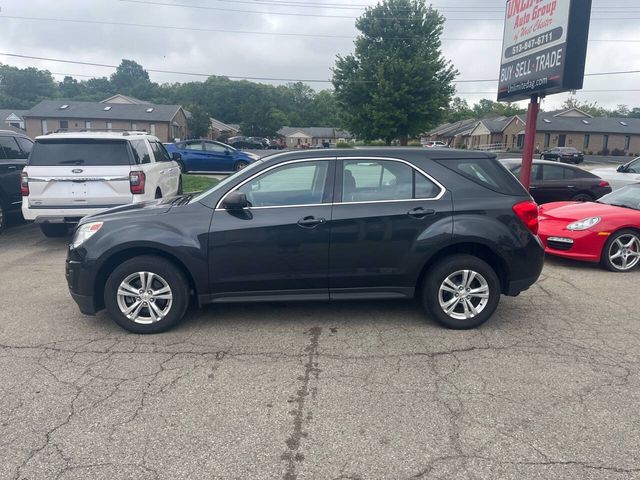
[1,221,639,480]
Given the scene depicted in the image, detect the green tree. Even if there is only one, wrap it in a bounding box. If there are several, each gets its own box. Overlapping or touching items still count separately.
[560,96,608,117]
[332,0,456,145]
[0,64,56,108]
[446,97,474,122]
[186,104,211,138]
[59,76,84,98]
[110,59,151,94]
[472,98,524,118]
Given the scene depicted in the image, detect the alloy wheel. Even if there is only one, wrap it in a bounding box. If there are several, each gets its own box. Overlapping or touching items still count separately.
[608,234,640,271]
[116,271,173,324]
[438,270,490,320]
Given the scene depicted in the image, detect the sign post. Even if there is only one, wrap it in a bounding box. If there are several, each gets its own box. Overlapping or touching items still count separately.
[497,0,592,190]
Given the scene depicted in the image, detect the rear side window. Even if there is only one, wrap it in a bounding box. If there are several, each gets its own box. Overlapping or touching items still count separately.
[16,137,33,157]
[435,157,526,195]
[150,141,172,162]
[29,139,131,166]
[0,136,25,159]
[130,139,151,164]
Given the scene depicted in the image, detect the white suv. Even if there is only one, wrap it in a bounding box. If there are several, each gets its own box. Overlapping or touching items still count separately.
[21,132,182,237]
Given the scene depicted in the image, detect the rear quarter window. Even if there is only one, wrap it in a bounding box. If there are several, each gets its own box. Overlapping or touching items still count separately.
[435,157,527,195]
[28,139,132,166]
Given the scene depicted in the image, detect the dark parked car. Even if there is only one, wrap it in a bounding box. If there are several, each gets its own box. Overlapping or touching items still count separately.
[500,158,612,204]
[0,130,33,233]
[66,149,544,334]
[540,147,584,164]
[164,140,258,173]
[227,136,264,150]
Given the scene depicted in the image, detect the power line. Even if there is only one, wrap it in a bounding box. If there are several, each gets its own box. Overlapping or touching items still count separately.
[116,0,640,20]
[3,52,640,86]
[2,15,640,43]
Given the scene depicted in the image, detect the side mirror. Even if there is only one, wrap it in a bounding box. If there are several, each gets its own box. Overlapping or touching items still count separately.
[617,165,626,173]
[222,191,248,210]
[171,152,182,161]
[224,149,230,155]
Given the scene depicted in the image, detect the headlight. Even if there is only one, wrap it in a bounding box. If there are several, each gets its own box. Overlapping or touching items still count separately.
[72,221,103,248]
[567,217,601,231]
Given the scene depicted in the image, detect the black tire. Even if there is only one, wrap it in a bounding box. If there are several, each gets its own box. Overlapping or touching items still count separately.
[155,189,162,199]
[40,223,69,238]
[422,254,501,329]
[177,160,187,173]
[0,199,6,234]
[177,177,183,195]
[104,255,190,334]
[539,155,545,160]
[601,229,640,273]
[234,160,249,171]
[571,193,593,202]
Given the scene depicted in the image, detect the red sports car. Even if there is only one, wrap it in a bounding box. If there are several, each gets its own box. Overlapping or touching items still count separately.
[538,184,640,272]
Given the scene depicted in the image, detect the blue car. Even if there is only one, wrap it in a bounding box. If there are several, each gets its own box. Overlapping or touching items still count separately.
[164,140,259,173]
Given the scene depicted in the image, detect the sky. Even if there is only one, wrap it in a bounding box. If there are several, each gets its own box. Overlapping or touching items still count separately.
[0,0,639,111]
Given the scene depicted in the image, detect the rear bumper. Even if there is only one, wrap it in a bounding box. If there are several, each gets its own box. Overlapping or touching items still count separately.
[23,204,124,222]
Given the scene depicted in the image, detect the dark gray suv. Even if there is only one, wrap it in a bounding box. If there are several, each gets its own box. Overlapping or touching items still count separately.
[0,130,33,233]
[66,149,544,333]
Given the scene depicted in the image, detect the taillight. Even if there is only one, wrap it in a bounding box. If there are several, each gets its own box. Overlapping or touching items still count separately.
[513,200,539,235]
[130,171,145,194]
[20,172,29,196]
[599,180,610,188]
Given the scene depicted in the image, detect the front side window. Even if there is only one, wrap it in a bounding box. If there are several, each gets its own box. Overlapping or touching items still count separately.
[204,142,228,153]
[130,139,151,164]
[342,159,439,202]
[237,161,329,207]
[626,158,640,174]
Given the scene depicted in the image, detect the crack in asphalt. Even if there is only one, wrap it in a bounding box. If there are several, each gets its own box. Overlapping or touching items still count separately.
[281,327,322,480]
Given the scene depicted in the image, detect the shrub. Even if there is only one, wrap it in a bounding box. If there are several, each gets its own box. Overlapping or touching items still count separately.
[588,151,594,155]
[408,140,422,147]
[599,148,610,156]
[458,144,467,149]
[336,141,353,148]
[366,140,387,146]
[611,148,626,156]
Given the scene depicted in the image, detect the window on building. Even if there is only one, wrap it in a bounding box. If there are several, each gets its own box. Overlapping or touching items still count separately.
[106,122,113,131]
[150,124,156,136]
[603,135,609,150]
[583,134,590,149]
[59,120,68,130]
[543,133,550,148]
[41,120,48,134]
[625,136,631,150]
[85,121,92,130]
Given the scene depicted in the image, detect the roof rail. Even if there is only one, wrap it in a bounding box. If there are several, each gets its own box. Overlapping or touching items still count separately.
[50,128,150,135]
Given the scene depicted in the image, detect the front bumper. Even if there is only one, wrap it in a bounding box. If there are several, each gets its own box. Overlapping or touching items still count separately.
[66,254,98,315]
[538,222,607,263]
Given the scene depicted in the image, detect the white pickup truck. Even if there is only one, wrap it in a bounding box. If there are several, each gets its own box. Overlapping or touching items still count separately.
[21,131,182,237]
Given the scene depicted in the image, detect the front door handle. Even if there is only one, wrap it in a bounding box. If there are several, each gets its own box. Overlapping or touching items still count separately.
[7,165,17,170]
[407,207,435,219]
[297,216,326,228]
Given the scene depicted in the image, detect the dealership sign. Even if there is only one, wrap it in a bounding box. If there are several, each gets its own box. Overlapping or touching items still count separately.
[497,0,592,102]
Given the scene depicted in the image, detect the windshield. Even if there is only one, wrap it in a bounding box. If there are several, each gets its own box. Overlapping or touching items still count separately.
[598,185,640,210]
[190,159,265,203]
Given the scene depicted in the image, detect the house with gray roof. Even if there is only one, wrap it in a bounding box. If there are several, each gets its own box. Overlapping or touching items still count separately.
[24,98,188,142]
[427,108,640,155]
[0,109,28,133]
[278,127,352,148]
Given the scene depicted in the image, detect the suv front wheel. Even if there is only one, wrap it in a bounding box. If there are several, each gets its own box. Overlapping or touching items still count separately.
[104,255,190,333]
[422,254,501,329]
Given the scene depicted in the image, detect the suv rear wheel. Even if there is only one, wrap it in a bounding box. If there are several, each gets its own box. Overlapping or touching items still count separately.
[40,224,69,238]
[104,255,190,333]
[422,254,501,329]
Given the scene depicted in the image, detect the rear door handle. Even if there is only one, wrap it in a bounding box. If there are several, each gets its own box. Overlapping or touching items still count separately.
[407,207,435,219]
[7,165,17,170]
[297,216,326,228]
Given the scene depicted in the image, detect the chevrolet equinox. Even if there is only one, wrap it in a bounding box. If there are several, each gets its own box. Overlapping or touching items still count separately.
[66,149,544,333]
